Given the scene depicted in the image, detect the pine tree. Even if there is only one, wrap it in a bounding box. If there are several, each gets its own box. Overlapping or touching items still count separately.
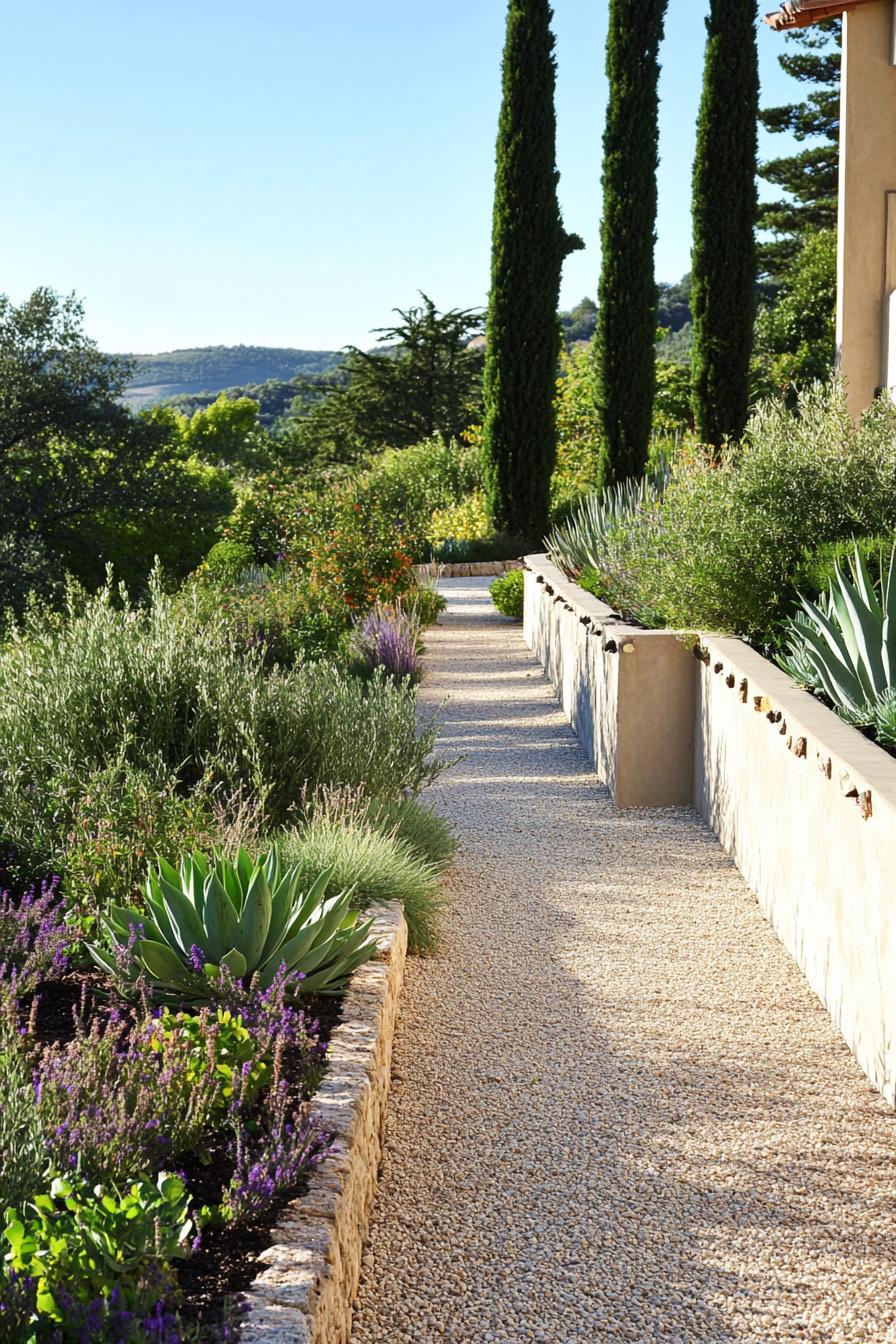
[594,0,667,484]
[482,0,583,542]
[758,21,840,277]
[690,0,759,450]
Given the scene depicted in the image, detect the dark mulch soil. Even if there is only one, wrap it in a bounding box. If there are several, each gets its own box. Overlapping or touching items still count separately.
[22,970,110,1045]
[177,1175,314,1334]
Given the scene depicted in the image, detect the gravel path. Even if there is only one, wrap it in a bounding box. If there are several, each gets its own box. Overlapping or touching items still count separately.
[350,578,896,1344]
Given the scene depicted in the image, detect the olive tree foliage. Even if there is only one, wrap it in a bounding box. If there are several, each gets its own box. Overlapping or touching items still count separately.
[0,289,233,610]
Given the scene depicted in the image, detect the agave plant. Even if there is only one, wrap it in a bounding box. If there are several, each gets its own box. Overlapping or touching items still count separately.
[779,543,896,716]
[545,462,668,578]
[89,848,378,1000]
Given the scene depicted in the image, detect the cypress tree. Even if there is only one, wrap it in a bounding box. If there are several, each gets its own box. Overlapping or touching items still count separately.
[594,0,667,485]
[691,0,759,450]
[482,0,583,542]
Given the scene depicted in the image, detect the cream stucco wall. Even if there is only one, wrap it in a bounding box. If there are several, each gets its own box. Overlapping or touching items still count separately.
[523,561,896,1104]
[837,1,896,413]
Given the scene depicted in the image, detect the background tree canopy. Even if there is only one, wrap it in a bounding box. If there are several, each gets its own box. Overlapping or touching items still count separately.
[0,289,233,609]
[279,295,484,471]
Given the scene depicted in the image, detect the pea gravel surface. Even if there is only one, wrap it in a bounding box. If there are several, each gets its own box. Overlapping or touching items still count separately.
[349,578,896,1344]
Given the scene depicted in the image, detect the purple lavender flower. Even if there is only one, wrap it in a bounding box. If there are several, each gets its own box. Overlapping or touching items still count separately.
[352,602,421,683]
[0,877,70,1011]
[222,1079,331,1224]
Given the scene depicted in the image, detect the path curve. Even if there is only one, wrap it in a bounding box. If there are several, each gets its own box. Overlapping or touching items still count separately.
[350,578,896,1344]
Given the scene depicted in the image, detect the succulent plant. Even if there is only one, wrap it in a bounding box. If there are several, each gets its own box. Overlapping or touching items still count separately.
[545,462,668,578]
[89,848,377,1000]
[779,543,896,716]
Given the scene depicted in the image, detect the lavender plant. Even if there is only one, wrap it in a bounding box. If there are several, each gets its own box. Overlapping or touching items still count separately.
[351,603,421,685]
[0,878,70,1000]
[220,1080,329,1225]
[36,1008,224,1183]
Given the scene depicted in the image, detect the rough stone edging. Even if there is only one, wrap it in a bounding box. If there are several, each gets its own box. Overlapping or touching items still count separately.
[240,903,408,1344]
[415,559,523,579]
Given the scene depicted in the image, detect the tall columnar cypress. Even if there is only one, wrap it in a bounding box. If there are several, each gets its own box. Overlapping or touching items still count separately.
[691,0,759,450]
[595,0,667,485]
[482,0,583,542]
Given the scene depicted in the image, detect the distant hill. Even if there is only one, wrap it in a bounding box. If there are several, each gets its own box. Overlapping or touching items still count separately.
[123,344,341,409]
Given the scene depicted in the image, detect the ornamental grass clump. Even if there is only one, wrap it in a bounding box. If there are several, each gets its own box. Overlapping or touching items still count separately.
[280,806,445,955]
[91,848,378,1001]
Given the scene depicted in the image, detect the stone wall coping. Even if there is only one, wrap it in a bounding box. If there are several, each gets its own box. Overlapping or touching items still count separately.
[416,559,523,579]
[527,555,896,822]
[701,634,896,823]
[524,553,691,641]
[241,901,408,1344]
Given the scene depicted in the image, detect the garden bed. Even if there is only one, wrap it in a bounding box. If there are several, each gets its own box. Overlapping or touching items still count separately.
[242,903,407,1344]
[524,553,896,1107]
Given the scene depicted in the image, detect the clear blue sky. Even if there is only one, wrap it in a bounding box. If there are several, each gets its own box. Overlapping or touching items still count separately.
[2,1,801,354]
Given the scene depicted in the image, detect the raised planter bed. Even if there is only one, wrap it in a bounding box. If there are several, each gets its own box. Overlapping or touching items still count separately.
[242,903,408,1344]
[524,553,896,1106]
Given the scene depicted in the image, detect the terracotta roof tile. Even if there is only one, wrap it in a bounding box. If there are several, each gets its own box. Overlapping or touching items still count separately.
[764,0,874,30]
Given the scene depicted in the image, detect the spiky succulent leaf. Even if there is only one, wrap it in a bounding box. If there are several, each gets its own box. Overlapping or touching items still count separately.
[138,940,196,989]
[219,947,248,979]
[782,543,896,716]
[92,848,377,1004]
[202,871,240,962]
[237,867,272,969]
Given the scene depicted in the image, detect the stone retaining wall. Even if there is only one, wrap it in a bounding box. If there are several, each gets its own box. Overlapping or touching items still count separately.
[524,553,896,1106]
[416,560,522,579]
[241,903,408,1344]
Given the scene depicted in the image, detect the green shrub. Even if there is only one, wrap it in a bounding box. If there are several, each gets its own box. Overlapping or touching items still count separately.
[428,490,490,550]
[184,565,349,666]
[608,383,896,642]
[204,539,256,583]
[359,437,482,556]
[3,1171,193,1324]
[403,580,446,628]
[0,578,444,901]
[791,535,896,601]
[279,813,444,954]
[490,569,525,620]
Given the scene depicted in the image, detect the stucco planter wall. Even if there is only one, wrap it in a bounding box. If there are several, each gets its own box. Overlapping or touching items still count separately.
[241,902,408,1344]
[524,554,896,1105]
[523,555,695,806]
